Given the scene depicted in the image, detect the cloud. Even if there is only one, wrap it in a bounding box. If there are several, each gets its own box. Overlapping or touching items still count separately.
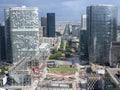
[0,0,120,21]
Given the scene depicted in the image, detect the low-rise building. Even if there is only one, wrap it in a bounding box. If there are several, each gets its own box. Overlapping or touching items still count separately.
[39,43,51,59]
[109,42,120,67]
[39,37,61,50]
[0,75,7,87]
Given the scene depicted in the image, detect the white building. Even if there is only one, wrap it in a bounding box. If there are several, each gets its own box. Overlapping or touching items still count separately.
[5,6,40,63]
[81,14,87,30]
[39,43,51,58]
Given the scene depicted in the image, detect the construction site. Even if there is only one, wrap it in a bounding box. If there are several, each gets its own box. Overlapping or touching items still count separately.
[4,55,46,90]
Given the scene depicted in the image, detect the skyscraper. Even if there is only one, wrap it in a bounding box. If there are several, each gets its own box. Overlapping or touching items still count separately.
[4,8,12,63]
[81,14,87,30]
[80,14,89,64]
[87,5,117,65]
[47,13,55,37]
[5,6,40,63]
[41,17,47,37]
[0,24,6,62]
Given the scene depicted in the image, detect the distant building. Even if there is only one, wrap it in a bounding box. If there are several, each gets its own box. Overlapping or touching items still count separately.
[79,30,89,63]
[4,6,40,63]
[41,17,47,37]
[80,14,89,64]
[109,42,120,67]
[47,13,55,37]
[39,27,43,37]
[63,24,71,40]
[81,14,87,30]
[87,4,117,65]
[0,25,6,62]
[71,25,80,38]
[39,43,51,59]
[71,37,79,48]
[39,37,58,46]
[4,8,12,63]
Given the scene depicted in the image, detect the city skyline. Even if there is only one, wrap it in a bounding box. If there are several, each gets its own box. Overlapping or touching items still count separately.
[0,0,120,22]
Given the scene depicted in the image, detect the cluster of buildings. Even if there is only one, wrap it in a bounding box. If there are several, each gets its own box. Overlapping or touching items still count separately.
[0,6,59,64]
[80,4,120,67]
[0,3,120,90]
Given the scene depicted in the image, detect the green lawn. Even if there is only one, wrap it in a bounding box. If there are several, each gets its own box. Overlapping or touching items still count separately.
[49,67,77,73]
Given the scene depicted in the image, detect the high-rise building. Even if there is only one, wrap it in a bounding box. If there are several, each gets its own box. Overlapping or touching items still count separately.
[81,14,87,30]
[0,24,6,61]
[47,13,55,37]
[87,5,117,65]
[4,8,12,63]
[41,17,47,37]
[80,14,89,64]
[5,6,40,63]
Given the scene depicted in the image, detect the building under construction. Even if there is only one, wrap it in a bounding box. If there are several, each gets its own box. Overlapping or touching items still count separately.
[7,55,44,87]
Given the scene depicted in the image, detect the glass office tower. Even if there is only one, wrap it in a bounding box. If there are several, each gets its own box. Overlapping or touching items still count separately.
[5,7,39,63]
[80,14,89,64]
[47,13,55,37]
[87,5,117,65]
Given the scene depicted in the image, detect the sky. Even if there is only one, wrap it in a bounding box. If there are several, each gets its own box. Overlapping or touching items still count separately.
[0,0,120,22]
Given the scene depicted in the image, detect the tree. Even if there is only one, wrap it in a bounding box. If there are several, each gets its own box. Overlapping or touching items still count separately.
[65,52,71,57]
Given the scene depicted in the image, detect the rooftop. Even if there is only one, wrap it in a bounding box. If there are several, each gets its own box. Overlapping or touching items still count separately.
[39,43,49,49]
[91,4,115,7]
[106,68,120,86]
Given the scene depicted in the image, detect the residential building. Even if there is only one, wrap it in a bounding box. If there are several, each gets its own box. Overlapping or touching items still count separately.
[71,25,80,38]
[87,5,117,65]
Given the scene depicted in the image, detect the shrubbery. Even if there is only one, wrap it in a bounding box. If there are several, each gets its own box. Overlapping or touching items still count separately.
[49,51,62,59]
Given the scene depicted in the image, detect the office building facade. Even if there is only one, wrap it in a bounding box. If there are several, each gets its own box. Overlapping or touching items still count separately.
[87,5,117,65]
[5,7,39,63]
[41,17,47,37]
[81,14,87,30]
[4,8,13,63]
[109,42,120,67]
[0,25,6,62]
[80,14,89,64]
[47,13,55,37]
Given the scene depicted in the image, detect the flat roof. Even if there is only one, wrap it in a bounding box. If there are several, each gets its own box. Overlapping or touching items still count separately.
[39,43,49,49]
[91,4,115,7]
[106,68,120,85]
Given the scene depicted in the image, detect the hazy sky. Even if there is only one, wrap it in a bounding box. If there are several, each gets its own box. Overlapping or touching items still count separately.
[0,0,120,21]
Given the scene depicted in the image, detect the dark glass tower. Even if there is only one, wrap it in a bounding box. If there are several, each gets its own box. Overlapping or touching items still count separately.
[0,25,6,62]
[87,5,117,65]
[4,8,13,63]
[47,13,55,37]
[80,14,89,64]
